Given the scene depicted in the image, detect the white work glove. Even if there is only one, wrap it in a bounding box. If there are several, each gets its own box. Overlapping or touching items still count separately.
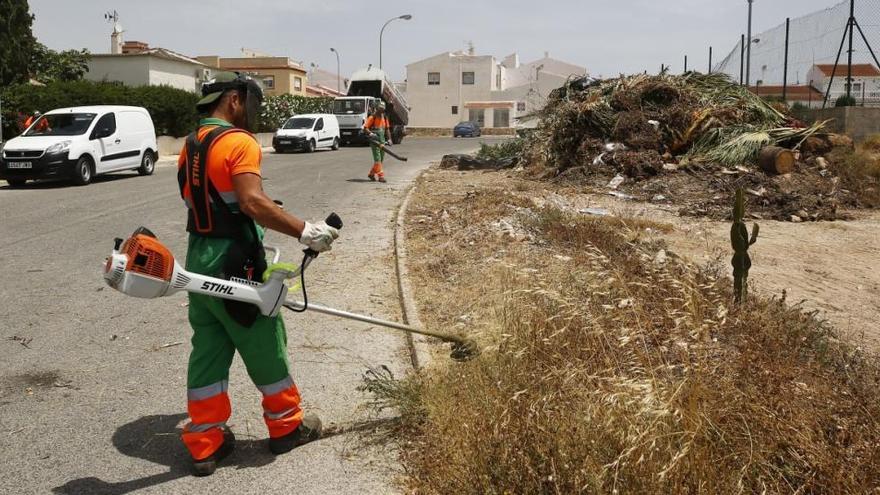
[299,221,339,253]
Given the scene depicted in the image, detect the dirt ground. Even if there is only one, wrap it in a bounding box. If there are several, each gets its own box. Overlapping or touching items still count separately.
[410,166,880,349]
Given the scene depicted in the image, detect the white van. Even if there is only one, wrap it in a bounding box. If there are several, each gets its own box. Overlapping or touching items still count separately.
[273,114,340,153]
[0,105,158,187]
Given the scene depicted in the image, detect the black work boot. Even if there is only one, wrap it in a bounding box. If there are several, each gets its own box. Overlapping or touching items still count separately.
[268,413,322,455]
[192,428,235,477]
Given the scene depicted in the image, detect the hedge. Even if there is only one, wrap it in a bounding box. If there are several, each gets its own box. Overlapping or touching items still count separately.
[258,94,333,132]
[1,80,336,139]
[0,80,199,138]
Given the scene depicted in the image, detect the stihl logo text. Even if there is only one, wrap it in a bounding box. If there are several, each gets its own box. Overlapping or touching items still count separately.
[201,281,235,295]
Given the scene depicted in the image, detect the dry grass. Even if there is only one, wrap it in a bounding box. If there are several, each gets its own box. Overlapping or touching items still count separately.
[827,143,880,208]
[374,169,880,494]
[861,134,880,153]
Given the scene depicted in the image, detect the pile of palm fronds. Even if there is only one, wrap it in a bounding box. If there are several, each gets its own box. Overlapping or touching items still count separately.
[527,72,824,172]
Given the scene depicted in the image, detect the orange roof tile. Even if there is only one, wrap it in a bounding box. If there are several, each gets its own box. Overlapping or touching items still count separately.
[813,64,880,77]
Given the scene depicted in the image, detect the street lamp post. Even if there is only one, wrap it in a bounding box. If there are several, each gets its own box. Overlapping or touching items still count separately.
[379,14,412,70]
[746,0,754,87]
[330,47,341,93]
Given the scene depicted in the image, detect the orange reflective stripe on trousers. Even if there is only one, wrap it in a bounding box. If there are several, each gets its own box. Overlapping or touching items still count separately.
[257,375,303,438]
[181,380,231,460]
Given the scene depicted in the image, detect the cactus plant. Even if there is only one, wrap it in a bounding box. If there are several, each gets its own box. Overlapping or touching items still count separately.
[731,188,759,304]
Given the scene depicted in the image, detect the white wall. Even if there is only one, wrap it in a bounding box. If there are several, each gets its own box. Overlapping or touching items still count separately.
[808,68,880,105]
[406,53,495,128]
[499,73,570,127]
[148,57,203,92]
[86,56,151,86]
[407,51,588,128]
[87,55,204,92]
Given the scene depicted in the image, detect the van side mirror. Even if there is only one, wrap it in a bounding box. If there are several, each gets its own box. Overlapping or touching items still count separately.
[92,126,113,140]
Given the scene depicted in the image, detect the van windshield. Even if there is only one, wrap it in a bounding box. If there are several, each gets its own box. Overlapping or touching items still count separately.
[23,113,97,136]
[333,100,366,114]
[283,118,315,130]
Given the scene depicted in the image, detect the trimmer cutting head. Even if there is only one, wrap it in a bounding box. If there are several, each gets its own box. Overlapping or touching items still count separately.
[449,338,481,361]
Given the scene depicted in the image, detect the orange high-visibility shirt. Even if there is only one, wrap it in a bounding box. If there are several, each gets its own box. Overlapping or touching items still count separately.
[364,115,391,132]
[177,121,262,207]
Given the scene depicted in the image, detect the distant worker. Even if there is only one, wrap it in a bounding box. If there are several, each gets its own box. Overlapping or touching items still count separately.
[363,102,392,183]
[177,72,338,476]
[23,111,41,130]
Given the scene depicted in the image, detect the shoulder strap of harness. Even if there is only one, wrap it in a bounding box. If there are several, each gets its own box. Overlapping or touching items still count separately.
[178,126,251,237]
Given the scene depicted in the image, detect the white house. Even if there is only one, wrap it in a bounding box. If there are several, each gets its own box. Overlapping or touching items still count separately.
[405,50,586,129]
[86,41,212,93]
[806,64,880,106]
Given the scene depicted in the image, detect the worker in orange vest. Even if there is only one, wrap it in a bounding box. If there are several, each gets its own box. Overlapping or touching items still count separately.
[363,102,392,183]
[23,111,41,130]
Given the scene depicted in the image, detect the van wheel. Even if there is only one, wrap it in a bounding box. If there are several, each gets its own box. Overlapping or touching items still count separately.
[6,179,26,188]
[72,156,94,186]
[331,138,339,151]
[138,151,155,176]
[306,140,316,153]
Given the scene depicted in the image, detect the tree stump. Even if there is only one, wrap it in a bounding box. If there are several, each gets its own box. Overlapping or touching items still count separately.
[758,146,795,175]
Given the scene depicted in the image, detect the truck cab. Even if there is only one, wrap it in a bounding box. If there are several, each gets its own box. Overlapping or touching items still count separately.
[333,96,376,146]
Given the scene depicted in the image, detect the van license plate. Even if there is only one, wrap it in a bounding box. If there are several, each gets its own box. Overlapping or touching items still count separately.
[7,162,32,169]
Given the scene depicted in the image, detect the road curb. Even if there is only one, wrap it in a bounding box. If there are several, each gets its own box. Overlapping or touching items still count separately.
[394,169,433,370]
[156,146,275,168]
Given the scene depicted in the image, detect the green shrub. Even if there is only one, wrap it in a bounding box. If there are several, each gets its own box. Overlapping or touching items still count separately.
[0,80,199,138]
[0,80,335,138]
[835,94,857,107]
[475,138,526,162]
[258,94,334,132]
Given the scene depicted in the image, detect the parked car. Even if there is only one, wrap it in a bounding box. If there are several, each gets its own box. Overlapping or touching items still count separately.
[273,114,341,153]
[0,106,158,187]
[453,121,482,138]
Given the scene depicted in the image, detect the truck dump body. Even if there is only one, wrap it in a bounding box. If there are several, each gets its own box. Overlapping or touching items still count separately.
[335,67,409,145]
[348,67,409,128]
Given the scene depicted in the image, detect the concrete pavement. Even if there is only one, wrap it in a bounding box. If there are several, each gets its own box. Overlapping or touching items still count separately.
[0,137,492,494]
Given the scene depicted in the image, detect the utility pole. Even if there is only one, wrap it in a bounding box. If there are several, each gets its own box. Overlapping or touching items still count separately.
[822,0,880,107]
[783,17,790,101]
[846,0,855,101]
[684,55,688,73]
[739,34,745,85]
[709,46,713,73]
[746,0,754,87]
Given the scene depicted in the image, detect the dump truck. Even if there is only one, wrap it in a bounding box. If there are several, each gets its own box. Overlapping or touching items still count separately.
[333,66,408,145]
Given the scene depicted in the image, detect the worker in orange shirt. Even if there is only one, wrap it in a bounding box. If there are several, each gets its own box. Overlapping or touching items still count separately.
[176,72,338,476]
[363,102,392,183]
[23,111,43,131]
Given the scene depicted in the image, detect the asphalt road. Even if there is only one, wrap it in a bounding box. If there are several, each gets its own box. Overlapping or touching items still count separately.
[0,137,489,494]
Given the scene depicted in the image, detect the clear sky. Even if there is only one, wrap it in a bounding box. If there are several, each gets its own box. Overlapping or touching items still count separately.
[28,0,844,81]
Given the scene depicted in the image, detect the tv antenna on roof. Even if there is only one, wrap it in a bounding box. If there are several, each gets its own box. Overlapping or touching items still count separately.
[104,10,122,33]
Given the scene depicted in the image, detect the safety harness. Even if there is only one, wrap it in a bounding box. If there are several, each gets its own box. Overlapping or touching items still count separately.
[178,125,267,327]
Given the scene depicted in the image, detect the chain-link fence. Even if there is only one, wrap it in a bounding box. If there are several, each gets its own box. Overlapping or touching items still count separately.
[713,0,880,107]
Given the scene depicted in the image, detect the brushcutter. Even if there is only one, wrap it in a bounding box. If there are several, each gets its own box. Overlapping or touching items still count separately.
[366,135,408,162]
[102,213,478,360]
